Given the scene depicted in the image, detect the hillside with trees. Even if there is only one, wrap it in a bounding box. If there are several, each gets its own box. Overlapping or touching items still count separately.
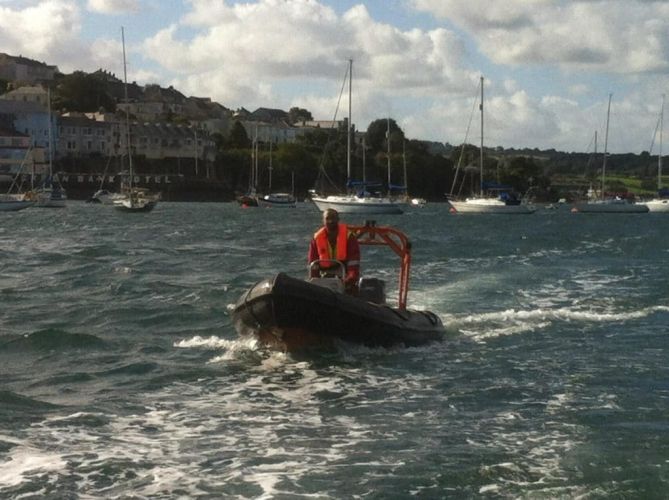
[2,55,666,202]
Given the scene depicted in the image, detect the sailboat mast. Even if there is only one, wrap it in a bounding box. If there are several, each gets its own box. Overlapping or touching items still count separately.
[121,27,133,191]
[387,118,391,193]
[479,76,484,197]
[362,136,367,186]
[347,59,352,186]
[403,139,407,198]
[47,87,53,177]
[268,141,273,193]
[602,93,612,198]
[253,125,258,194]
[659,94,665,190]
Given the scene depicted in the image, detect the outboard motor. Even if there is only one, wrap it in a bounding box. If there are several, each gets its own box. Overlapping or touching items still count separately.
[358,278,386,304]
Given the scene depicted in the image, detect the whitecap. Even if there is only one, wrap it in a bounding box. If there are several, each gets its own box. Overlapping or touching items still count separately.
[0,446,67,488]
[449,305,669,341]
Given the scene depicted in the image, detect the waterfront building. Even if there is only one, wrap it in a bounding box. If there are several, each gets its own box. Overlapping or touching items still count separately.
[0,53,58,84]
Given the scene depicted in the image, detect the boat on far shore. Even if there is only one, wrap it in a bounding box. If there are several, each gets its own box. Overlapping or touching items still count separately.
[310,60,404,215]
[257,192,296,208]
[572,94,648,214]
[0,193,34,212]
[113,27,159,213]
[447,77,535,215]
[644,95,669,212]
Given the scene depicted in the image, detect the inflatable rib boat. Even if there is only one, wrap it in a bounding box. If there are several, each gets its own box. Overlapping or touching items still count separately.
[232,223,445,352]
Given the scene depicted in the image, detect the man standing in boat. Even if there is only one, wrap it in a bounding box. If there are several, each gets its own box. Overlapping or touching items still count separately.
[308,208,360,294]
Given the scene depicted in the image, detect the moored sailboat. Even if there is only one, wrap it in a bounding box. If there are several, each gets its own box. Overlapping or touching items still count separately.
[256,143,296,208]
[310,60,403,215]
[33,88,66,208]
[645,95,669,212]
[448,77,534,214]
[1,148,35,212]
[572,94,648,214]
[113,27,158,213]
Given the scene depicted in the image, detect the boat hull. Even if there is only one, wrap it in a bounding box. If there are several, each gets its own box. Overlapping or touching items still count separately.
[113,199,157,212]
[449,199,535,214]
[645,199,669,212]
[0,199,34,212]
[257,194,296,208]
[232,273,444,351]
[572,202,649,213]
[311,196,404,214]
[35,189,67,208]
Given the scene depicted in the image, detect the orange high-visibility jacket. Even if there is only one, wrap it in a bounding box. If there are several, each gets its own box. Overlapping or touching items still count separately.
[309,224,360,282]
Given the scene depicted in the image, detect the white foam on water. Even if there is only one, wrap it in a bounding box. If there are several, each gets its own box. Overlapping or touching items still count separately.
[0,445,67,488]
[447,305,669,342]
[175,334,260,362]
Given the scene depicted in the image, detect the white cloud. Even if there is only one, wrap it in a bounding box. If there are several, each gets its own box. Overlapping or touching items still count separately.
[86,0,139,14]
[2,0,666,152]
[410,0,669,73]
[142,0,474,134]
[0,0,81,58]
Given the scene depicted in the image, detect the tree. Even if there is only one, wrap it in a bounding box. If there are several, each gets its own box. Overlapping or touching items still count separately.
[288,107,313,124]
[53,71,116,112]
[365,118,403,153]
[500,156,543,193]
[226,121,251,149]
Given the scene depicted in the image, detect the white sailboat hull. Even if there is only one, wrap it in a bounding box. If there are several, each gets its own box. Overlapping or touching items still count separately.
[0,194,34,212]
[449,198,535,214]
[113,197,157,212]
[257,193,296,208]
[645,199,669,212]
[572,200,649,213]
[34,188,67,208]
[311,195,404,214]
[91,189,125,205]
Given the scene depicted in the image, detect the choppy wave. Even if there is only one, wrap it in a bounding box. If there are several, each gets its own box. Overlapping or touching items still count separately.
[446,305,669,341]
[3,203,669,498]
[0,391,59,412]
[0,329,107,352]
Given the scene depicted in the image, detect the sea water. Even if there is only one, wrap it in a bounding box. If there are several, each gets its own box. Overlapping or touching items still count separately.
[1,202,668,498]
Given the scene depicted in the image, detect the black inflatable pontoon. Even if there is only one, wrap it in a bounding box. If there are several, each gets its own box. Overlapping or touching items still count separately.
[232,223,445,352]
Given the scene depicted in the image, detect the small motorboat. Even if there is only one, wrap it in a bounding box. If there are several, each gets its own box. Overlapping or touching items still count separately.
[232,222,445,352]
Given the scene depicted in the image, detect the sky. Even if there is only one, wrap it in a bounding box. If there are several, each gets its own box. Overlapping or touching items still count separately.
[2,0,669,154]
